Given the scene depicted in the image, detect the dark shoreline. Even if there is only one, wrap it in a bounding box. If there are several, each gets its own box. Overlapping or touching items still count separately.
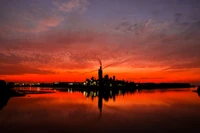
[13,83,194,91]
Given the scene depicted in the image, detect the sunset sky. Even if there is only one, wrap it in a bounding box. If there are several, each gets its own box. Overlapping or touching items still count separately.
[0,0,200,84]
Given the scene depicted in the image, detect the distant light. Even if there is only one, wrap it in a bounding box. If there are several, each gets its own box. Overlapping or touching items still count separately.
[68,83,73,85]
[90,92,93,96]
[110,83,112,87]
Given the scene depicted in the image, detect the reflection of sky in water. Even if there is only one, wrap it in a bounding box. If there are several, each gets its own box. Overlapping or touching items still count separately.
[0,87,200,133]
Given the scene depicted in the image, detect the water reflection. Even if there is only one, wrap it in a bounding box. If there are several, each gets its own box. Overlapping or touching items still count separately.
[1,87,200,112]
[80,87,200,119]
[15,87,56,94]
[82,89,137,117]
[1,87,200,111]
[1,87,200,133]
[0,87,55,110]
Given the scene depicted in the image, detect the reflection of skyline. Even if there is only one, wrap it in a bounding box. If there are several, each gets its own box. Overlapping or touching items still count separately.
[1,87,200,112]
[81,87,200,116]
[98,90,102,118]
[82,89,136,117]
[1,87,200,133]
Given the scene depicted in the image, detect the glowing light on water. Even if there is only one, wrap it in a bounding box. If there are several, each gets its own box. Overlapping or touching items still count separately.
[90,92,93,96]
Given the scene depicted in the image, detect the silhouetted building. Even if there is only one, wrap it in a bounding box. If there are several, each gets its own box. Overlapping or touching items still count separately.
[113,76,116,81]
[104,75,109,81]
[98,65,103,86]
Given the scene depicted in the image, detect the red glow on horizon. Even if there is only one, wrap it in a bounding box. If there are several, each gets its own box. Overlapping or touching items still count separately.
[2,67,200,84]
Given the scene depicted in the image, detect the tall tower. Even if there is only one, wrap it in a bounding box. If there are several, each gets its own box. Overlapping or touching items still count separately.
[98,65,103,85]
[98,59,103,87]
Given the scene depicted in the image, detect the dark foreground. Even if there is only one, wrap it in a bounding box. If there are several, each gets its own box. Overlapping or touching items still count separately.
[0,87,200,133]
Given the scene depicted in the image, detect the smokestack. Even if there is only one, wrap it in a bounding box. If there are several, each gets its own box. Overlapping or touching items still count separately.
[98,59,102,67]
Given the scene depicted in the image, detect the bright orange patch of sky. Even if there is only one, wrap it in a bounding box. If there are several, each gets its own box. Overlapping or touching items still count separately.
[2,67,200,84]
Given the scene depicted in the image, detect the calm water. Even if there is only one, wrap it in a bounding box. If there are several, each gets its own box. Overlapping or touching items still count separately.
[0,87,200,133]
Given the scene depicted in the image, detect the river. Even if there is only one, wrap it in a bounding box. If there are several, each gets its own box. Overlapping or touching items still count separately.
[0,87,200,133]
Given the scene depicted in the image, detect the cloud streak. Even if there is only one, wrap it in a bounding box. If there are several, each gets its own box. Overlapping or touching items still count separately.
[0,15,64,33]
[54,0,89,13]
[0,64,55,75]
[115,19,153,35]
